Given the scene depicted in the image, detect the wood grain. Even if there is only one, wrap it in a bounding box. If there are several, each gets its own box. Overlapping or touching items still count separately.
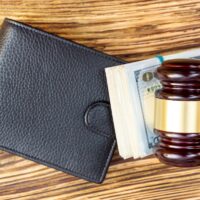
[1,0,200,199]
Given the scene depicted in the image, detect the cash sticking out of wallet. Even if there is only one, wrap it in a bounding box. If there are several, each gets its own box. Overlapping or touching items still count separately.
[105,48,200,159]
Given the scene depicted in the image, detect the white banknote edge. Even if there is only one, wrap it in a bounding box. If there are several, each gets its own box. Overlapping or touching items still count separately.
[105,67,133,159]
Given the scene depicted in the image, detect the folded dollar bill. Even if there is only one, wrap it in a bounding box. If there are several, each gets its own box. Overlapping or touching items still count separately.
[105,48,200,159]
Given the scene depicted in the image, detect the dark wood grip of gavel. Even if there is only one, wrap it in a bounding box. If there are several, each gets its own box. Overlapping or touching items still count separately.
[154,59,200,167]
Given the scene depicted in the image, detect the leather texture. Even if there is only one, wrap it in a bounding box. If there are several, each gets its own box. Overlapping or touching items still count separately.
[0,18,125,183]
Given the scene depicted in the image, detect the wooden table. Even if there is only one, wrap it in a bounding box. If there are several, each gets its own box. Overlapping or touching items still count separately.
[1,0,200,199]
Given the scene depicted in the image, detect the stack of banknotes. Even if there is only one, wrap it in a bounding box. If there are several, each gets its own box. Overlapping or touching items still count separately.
[105,48,200,159]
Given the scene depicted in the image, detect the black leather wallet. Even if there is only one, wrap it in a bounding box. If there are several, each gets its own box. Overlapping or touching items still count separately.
[0,18,125,183]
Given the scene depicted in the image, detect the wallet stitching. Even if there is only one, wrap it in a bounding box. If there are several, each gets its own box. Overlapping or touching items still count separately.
[99,139,116,181]
[0,142,115,183]
[5,18,124,65]
[1,19,119,182]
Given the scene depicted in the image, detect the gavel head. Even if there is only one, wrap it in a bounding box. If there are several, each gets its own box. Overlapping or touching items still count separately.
[154,59,200,167]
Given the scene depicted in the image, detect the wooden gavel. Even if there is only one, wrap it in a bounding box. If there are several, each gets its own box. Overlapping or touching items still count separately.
[154,59,200,167]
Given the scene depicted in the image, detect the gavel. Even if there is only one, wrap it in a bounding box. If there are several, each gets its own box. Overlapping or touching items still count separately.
[154,59,200,167]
